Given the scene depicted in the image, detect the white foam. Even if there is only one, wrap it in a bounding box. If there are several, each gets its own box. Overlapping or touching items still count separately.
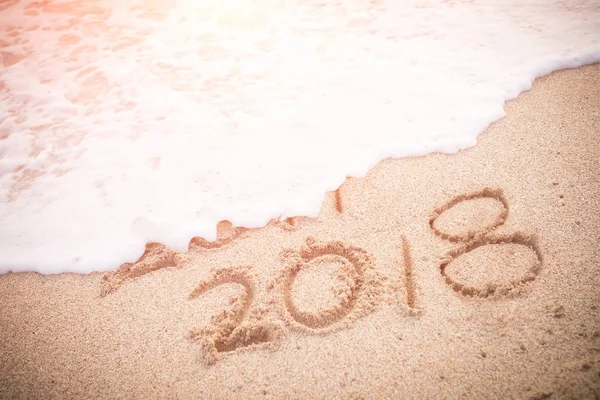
[0,0,599,273]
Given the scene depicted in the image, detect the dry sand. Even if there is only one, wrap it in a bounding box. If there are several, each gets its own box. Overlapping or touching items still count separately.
[1,64,599,399]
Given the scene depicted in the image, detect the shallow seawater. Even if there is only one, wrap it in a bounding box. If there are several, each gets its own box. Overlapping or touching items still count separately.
[0,0,599,273]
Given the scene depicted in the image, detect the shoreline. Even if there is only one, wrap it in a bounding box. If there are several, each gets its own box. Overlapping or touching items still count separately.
[4,59,599,277]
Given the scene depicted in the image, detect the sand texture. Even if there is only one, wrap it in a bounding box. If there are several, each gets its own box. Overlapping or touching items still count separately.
[1,64,599,399]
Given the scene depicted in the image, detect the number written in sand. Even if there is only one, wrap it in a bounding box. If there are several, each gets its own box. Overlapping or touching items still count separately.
[100,186,545,364]
[278,238,383,334]
[430,188,543,298]
[187,266,283,364]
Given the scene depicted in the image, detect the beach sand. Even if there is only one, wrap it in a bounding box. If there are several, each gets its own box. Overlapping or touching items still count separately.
[1,64,599,399]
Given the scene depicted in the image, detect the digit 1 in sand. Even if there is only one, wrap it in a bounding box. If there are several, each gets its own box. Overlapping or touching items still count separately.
[401,235,417,311]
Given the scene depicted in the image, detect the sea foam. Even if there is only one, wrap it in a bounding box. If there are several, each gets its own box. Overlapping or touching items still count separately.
[0,0,599,273]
